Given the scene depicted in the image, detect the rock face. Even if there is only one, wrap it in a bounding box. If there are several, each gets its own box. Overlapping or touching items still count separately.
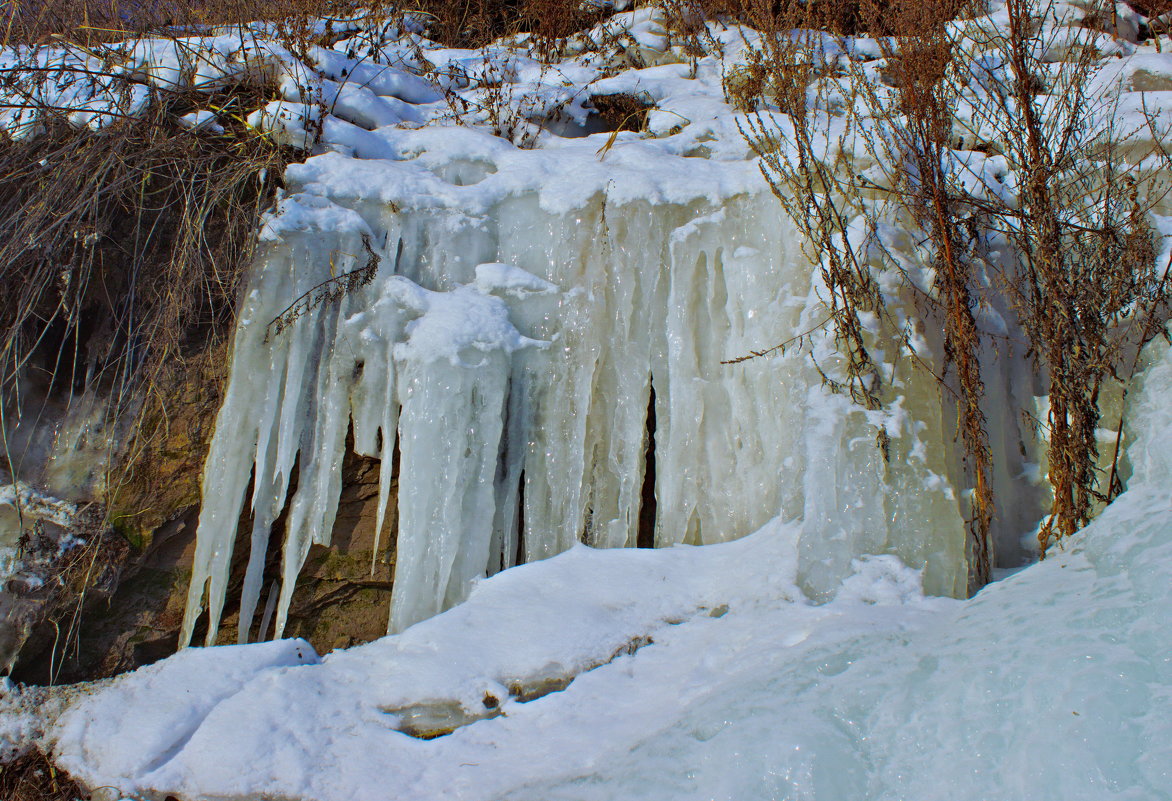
[8,431,398,684]
[207,444,399,653]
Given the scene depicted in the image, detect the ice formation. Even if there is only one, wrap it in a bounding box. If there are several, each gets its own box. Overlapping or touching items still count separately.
[0,386,114,629]
[185,167,1007,643]
[166,2,1151,643]
[0,0,1160,642]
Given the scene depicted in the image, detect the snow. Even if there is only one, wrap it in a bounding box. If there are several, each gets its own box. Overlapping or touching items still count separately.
[473,262,558,297]
[176,109,224,134]
[50,640,318,785]
[392,280,548,365]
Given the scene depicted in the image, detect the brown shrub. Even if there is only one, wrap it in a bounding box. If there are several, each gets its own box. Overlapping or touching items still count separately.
[0,67,289,557]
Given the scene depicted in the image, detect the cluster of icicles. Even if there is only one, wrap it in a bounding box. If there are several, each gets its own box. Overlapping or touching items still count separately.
[181,185,1046,646]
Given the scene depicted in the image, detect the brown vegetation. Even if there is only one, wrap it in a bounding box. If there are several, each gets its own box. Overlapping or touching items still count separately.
[0,86,289,528]
[740,0,1172,583]
[1,0,602,49]
[0,751,89,801]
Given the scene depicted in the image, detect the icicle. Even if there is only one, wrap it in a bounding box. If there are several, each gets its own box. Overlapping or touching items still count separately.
[179,264,299,647]
[370,407,398,576]
[181,224,378,647]
[272,301,353,640]
[390,352,508,632]
[341,243,409,575]
[387,277,546,632]
[366,327,401,576]
[236,321,311,644]
[257,579,279,642]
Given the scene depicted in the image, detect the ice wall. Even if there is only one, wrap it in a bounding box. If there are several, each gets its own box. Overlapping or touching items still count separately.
[181,128,1045,645]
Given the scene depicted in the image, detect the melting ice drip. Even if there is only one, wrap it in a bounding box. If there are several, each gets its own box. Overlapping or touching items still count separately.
[181,179,1046,647]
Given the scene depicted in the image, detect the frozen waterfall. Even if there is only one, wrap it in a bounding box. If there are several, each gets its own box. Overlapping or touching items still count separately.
[180,130,1046,645]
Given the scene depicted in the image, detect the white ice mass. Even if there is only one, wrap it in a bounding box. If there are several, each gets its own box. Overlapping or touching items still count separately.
[1,0,1171,799]
[179,8,1044,645]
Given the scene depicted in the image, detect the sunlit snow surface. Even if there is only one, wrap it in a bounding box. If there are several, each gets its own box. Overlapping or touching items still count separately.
[24,334,1172,800]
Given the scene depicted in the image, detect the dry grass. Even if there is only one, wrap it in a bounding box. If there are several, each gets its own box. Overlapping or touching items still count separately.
[406,0,612,51]
[991,0,1170,551]
[0,751,89,801]
[1128,0,1172,15]
[0,0,976,51]
[0,92,290,514]
[2,0,382,45]
[0,0,608,49]
[591,92,653,131]
[664,0,965,37]
[0,2,307,579]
